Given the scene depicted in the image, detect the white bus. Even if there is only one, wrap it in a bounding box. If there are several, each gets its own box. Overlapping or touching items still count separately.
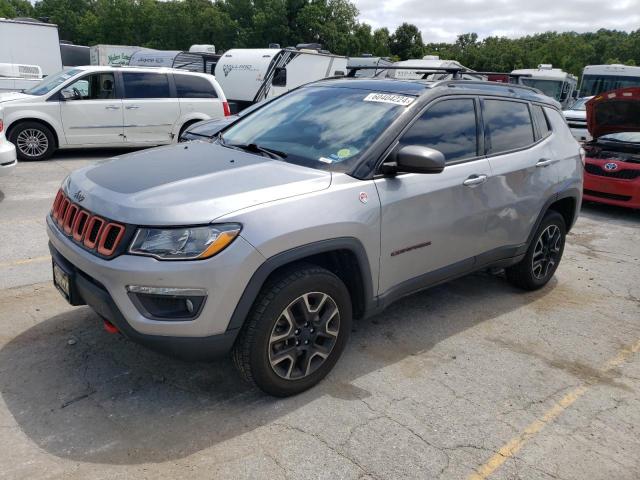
[579,64,640,97]
[511,64,577,108]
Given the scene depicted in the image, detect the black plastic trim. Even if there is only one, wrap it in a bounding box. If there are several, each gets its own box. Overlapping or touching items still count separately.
[226,237,375,330]
[49,242,237,360]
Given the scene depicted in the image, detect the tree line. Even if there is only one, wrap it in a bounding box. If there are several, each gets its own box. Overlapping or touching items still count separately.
[1,0,639,76]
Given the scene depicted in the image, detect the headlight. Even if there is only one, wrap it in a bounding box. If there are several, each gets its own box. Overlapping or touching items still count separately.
[129,224,241,260]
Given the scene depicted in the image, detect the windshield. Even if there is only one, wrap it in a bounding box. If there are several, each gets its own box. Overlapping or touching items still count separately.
[24,68,82,96]
[580,74,640,97]
[220,86,412,171]
[521,78,563,100]
[599,132,640,144]
[568,97,590,111]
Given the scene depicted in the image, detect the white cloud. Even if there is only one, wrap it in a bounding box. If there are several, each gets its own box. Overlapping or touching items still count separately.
[353,0,640,42]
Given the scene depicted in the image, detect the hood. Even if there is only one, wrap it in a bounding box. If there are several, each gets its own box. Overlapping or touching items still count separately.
[0,91,33,103]
[587,87,640,139]
[65,142,331,226]
[563,109,586,119]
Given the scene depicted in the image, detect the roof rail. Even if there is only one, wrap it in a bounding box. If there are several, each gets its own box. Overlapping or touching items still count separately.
[346,65,467,78]
[346,66,533,81]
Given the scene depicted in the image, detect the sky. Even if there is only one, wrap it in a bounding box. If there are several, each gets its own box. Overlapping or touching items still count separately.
[353,0,640,43]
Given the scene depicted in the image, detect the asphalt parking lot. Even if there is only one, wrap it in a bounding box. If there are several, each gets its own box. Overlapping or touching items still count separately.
[1,151,639,480]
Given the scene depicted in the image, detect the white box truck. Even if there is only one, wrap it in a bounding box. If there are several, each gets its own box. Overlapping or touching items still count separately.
[0,18,62,91]
[89,44,149,66]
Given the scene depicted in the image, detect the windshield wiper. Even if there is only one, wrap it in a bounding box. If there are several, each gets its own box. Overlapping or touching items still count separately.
[223,142,288,160]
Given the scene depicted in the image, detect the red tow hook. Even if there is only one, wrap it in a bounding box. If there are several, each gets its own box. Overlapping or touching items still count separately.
[103,319,119,334]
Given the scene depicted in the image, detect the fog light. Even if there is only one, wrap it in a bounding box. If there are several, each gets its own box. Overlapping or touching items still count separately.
[126,285,207,321]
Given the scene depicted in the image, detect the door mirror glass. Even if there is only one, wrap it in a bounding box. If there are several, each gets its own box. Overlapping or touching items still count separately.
[60,89,78,101]
[391,145,445,174]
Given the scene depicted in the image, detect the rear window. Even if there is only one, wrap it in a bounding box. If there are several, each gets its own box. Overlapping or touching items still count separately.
[532,105,551,139]
[400,98,478,163]
[123,72,171,99]
[174,74,217,98]
[483,100,535,154]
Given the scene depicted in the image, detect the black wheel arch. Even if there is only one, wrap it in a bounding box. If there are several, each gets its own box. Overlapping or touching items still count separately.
[226,237,375,333]
[525,189,580,251]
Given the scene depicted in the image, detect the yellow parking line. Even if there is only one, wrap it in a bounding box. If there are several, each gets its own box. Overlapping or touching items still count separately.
[0,255,50,268]
[468,338,640,480]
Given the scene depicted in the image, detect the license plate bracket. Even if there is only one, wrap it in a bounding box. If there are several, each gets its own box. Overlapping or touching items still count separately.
[53,260,72,303]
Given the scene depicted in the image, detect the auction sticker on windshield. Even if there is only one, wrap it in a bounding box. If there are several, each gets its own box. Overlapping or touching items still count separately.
[363,93,415,106]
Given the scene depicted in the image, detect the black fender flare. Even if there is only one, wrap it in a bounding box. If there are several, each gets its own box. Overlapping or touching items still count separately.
[226,237,375,332]
[520,188,581,255]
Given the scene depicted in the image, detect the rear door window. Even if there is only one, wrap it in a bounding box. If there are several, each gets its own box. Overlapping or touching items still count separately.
[483,99,535,154]
[122,72,171,99]
[174,74,218,98]
[531,104,551,139]
[399,98,478,164]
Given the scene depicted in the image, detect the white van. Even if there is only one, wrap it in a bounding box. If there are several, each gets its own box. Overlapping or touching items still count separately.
[215,46,347,112]
[0,66,229,160]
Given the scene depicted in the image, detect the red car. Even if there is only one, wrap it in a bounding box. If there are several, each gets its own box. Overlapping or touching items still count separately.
[583,87,640,209]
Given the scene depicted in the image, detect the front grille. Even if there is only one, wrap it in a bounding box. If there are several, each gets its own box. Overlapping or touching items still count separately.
[585,164,640,180]
[50,189,127,258]
[584,189,632,201]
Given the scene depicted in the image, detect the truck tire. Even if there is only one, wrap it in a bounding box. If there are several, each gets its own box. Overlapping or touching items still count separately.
[506,211,566,291]
[9,121,56,161]
[233,263,352,396]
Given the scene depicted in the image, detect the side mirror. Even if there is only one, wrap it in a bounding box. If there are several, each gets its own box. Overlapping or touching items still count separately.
[60,90,77,101]
[384,145,445,175]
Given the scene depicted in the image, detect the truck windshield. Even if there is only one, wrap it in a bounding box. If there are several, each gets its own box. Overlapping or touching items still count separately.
[221,86,412,171]
[24,68,82,96]
[580,74,640,97]
[521,78,563,100]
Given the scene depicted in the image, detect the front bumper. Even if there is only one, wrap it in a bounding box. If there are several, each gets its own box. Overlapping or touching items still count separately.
[0,140,17,176]
[47,215,265,356]
[583,165,640,209]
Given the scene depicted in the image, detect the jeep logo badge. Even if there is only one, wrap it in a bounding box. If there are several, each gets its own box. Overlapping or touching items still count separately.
[73,190,85,202]
[604,162,618,171]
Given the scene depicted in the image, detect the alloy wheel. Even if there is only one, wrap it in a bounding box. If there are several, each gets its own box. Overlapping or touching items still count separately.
[532,224,562,280]
[16,129,49,158]
[268,292,340,380]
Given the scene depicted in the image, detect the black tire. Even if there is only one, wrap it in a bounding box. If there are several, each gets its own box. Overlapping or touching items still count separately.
[232,263,352,397]
[9,121,56,161]
[506,211,566,290]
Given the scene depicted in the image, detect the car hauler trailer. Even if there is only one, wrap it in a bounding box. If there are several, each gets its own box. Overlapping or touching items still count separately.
[511,64,577,108]
[214,45,347,113]
[386,55,484,81]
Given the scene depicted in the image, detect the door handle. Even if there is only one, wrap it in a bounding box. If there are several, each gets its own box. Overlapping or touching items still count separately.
[125,105,140,110]
[463,174,487,186]
[105,105,120,110]
[536,158,556,167]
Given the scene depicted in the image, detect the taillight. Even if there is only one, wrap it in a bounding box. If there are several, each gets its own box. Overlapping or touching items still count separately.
[222,101,231,117]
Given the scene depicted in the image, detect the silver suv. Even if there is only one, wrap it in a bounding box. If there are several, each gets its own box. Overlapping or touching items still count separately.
[47,76,583,396]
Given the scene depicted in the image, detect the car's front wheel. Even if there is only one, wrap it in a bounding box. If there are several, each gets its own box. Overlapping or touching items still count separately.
[233,264,352,396]
[506,210,566,290]
[9,121,56,161]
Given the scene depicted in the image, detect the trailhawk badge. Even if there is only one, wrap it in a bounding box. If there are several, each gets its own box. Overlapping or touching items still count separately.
[72,190,85,202]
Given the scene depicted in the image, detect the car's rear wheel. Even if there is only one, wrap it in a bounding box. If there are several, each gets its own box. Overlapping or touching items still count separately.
[9,121,56,161]
[506,211,566,290]
[233,264,352,396]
